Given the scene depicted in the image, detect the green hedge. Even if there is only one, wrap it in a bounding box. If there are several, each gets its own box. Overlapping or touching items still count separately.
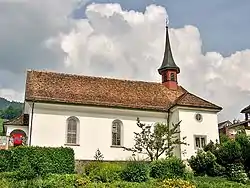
[0,150,12,172]
[0,146,75,179]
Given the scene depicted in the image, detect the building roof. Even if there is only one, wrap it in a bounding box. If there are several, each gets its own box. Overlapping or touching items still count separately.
[25,70,222,112]
[227,119,250,129]
[241,105,250,113]
[158,26,180,74]
[3,114,29,126]
[218,120,232,129]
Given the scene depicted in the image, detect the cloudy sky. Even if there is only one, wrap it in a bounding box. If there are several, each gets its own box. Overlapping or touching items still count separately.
[0,0,250,122]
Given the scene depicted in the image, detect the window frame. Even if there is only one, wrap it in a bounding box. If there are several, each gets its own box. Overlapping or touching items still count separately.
[111,119,123,147]
[65,116,80,146]
[194,135,207,149]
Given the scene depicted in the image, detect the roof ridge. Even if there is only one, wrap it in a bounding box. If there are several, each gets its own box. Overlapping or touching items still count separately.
[188,92,221,108]
[180,91,222,110]
[27,69,166,86]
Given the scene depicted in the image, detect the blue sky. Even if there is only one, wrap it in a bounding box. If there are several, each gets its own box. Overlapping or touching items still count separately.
[74,0,250,56]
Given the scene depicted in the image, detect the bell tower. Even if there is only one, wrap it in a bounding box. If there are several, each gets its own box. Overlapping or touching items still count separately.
[158,23,180,90]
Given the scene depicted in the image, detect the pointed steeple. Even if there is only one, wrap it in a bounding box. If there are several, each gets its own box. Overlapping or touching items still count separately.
[158,22,180,90]
[158,25,180,74]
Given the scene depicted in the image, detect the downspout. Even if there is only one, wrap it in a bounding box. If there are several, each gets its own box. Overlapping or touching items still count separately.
[166,103,182,158]
[28,102,35,146]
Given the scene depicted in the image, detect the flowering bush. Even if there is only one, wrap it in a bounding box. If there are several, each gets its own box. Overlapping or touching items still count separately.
[159,179,196,188]
[226,163,248,184]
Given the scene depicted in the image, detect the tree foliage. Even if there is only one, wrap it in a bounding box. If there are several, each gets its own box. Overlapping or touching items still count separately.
[0,105,22,120]
[124,117,187,161]
[94,148,104,161]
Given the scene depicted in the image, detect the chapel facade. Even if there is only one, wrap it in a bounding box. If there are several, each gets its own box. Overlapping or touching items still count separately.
[3,24,222,160]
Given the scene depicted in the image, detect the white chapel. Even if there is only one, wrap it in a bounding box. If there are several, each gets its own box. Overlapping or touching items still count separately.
[4,25,222,161]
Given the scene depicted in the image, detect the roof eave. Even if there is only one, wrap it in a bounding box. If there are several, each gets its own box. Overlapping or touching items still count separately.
[158,66,180,74]
[25,98,170,113]
[171,104,222,112]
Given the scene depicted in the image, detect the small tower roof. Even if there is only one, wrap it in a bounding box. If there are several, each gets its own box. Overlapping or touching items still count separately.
[158,26,180,74]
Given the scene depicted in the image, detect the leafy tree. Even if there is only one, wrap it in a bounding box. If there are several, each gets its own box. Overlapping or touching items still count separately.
[0,105,22,120]
[124,117,187,161]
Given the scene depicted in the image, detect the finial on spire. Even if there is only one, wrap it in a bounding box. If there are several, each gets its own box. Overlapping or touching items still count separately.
[166,16,169,27]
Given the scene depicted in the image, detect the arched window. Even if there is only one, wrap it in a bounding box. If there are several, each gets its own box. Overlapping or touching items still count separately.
[112,119,123,146]
[170,73,175,81]
[66,116,79,145]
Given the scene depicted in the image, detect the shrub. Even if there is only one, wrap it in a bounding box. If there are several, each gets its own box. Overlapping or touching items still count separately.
[203,140,219,155]
[0,150,12,172]
[11,179,44,188]
[88,162,124,183]
[188,150,224,176]
[42,174,77,188]
[150,157,187,179]
[235,134,250,172]
[226,163,249,184]
[0,171,16,179]
[207,162,226,177]
[216,141,242,166]
[11,146,75,178]
[75,175,91,187]
[121,161,150,182]
[0,178,12,188]
[84,161,102,176]
[159,179,196,188]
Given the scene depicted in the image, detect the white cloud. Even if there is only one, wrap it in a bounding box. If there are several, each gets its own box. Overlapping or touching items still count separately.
[0,1,249,122]
[0,89,23,102]
[48,3,250,122]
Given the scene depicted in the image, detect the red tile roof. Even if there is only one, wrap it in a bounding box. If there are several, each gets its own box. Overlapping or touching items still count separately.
[25,70,222,112]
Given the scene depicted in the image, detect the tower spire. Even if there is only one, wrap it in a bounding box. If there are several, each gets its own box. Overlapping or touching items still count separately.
[158,22,180,90]
[158,25,180,74]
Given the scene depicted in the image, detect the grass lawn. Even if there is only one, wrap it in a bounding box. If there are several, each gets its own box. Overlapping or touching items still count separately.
[194,176,250,188]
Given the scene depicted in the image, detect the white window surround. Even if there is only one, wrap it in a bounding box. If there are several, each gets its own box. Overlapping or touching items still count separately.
[65,116,80,146]
[194,135,207,149]
[111,119,123,148]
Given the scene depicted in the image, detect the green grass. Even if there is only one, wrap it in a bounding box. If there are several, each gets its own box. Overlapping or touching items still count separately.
[2,176,250,188]
[194,176,250,188]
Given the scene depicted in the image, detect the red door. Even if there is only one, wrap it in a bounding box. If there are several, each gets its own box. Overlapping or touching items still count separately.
[12,133,23,146]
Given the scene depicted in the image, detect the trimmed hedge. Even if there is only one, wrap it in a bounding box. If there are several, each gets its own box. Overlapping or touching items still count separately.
[0,150,12,172]
[0,146,75,179]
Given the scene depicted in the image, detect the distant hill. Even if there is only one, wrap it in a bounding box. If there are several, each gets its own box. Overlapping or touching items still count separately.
[0,97,23,135]
[0,97,23,110]
[0,97,23,120]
